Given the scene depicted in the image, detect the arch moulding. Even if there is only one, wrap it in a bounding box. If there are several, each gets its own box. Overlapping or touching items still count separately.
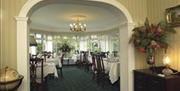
[16,0,135,91]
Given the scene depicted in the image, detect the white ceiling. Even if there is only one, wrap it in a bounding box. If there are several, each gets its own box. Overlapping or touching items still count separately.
[30,0,126,32]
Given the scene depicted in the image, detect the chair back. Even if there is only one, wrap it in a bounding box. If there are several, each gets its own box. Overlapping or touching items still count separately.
[83,52,89,63]
[30,57,44,83]
[60,53,65,65]
[91,54,96,70]
[80,51,84,62]
[94,54,105,73]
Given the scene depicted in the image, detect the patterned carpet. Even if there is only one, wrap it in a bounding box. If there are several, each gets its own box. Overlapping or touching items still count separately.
[32,66,119,91]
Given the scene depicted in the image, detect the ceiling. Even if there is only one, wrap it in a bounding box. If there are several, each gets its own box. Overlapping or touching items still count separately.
[30,0,126,32]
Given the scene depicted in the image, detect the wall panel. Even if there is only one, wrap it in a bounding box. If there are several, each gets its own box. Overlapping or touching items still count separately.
[0,0,2,69]
[168,28,180,71]
[1,0,27,69]
[147,0,180,71]
[147,0,179,24]
[117,0,151,69]
[118,0,147,24]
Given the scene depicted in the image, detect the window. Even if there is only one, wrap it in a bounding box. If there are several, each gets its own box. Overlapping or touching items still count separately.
[36,34,42,39]
[80,40,87,51]
[45,40,53,52]
[45,35,53,52]
[29,33,119,54]
[30,46,36,55]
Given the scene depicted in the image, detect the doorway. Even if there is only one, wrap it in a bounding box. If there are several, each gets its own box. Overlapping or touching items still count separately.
[16,0,135,91]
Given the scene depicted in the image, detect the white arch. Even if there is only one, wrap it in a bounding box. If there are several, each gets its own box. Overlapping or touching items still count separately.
[18,0,133,23]
[16,0,135,91]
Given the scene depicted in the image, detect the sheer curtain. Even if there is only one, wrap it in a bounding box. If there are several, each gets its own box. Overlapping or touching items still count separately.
[79,37,88,51]
[30,46,36,55]
[45,41,53,52]
[44,36,53,52]
[100,38,108,52]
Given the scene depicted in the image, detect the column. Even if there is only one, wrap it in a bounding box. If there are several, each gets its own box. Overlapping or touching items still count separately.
[119,22,135,91]
[15,17,30,91]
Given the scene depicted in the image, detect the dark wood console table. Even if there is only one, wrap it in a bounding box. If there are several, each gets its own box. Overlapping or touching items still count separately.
[134,67,180,91]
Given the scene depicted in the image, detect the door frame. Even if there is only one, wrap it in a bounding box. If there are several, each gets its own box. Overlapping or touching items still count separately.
[15,0,135,91]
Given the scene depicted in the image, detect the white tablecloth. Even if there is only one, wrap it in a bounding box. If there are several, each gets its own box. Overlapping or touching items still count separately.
[103,58,120,84]
[71,54,92,63]
[36,62,58,79]
[46,56,62,67]
[71,54,79,62]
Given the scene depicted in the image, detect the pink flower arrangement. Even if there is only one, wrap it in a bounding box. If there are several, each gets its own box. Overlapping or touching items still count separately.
[130,18,176,54]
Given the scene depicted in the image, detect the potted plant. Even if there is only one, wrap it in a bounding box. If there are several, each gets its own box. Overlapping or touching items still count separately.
[129,18,176,66]
[59,43,73,53]
[58,42,75,57]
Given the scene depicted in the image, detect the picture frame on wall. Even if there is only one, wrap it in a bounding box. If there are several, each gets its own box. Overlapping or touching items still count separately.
[165,5,180,27]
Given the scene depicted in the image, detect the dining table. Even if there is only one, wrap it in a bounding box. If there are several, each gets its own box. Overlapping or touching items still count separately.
[46,56,62,67]
[103,57,120,84]
[71,54,93,63]
[36,57,60,80]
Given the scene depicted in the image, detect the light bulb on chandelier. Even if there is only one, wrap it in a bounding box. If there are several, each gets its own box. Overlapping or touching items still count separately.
[69,15,87,32]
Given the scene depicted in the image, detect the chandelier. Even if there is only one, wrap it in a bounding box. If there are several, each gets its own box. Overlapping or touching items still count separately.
[69,15,87,32]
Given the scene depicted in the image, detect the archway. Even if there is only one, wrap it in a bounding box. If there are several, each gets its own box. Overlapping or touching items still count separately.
[15,0,135,91]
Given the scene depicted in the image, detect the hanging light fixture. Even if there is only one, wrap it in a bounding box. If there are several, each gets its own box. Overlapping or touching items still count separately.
[69,15,87,32]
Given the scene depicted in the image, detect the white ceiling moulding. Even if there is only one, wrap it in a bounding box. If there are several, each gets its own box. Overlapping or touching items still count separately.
[29,26,120,33]
[30,28,119,36]
[118,21,136,27]
[29,24,120,33]
[16,0,134,91]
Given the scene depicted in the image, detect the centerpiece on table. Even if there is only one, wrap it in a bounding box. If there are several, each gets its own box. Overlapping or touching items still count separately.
[58,42,74,58]
[129,18,176,66]
[59,43,73,53]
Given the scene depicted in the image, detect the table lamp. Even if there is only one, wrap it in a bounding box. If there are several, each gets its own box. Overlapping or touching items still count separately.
[162,55,173,75]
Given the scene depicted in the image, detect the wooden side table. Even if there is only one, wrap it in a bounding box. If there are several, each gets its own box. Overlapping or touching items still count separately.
[134,67,180,91]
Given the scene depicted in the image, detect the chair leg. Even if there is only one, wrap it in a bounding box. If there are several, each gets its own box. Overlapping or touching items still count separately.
[60,68,63,78]
[56,65,63,79]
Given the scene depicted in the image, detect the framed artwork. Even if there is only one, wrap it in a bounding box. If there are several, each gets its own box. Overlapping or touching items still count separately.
[165,5,180,27]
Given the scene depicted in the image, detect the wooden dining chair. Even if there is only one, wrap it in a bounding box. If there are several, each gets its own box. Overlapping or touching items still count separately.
[93,54,109,86]
[30,57,44,91]
[91,54,96,80]
[77,51,84,68]
[56,53,65,78]
[83,52,92,72]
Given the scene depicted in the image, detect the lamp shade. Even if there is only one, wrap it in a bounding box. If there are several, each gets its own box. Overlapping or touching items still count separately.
[30,36,37,46]
[163,56,170,65]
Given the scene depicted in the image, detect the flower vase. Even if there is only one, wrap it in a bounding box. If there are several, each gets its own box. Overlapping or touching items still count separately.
[146,55,155,65]
[146,48,156,72]
[146,48,155,64]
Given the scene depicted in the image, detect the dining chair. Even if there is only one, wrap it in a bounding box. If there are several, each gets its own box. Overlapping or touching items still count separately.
[30,57,44,90]
[56,53,64,78]
[83,52,92,72]
[77,51,84,68]
[92,53,109,86]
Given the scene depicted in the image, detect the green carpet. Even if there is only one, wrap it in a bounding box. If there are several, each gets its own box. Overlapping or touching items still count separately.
[46,66,119,91]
